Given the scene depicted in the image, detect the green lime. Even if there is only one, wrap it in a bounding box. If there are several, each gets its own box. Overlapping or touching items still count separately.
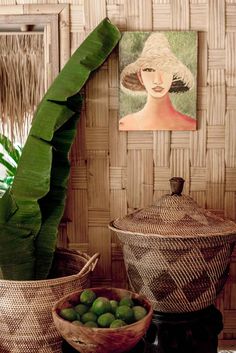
[115,305,134,324]
[81,311,97,324]
[119,297,134,308]
[76,312,81,321]
[110,319,126,328]
[97,313,115,328]
[72,320,83,326]
[60,308,77,322]
[91,297,112,315]
[80,289,96,305]
[84,321,98,328]
[110,300,118,314]
[133,306,147,321]
[74,303,89,316]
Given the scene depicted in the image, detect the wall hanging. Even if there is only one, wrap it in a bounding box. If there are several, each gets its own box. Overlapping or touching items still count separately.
[119,31,197,131]
[0,33,44,143]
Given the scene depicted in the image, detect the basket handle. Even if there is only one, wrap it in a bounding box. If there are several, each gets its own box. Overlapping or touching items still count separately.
[78,253,100,276]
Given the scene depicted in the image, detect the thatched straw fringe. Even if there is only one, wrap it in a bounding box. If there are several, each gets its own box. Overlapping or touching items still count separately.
[0,34,44,144]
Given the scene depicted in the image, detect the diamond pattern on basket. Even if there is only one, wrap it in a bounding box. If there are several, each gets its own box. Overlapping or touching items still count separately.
[127,263,145,292]
[182,270,212,302]
[148,270,178,301]
[159,248,191,264]
[200,245,224,263]
[128,244,150,260]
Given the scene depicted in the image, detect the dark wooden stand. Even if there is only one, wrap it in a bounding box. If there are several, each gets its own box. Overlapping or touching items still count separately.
[62,305,223,353]
[145,305,223,353]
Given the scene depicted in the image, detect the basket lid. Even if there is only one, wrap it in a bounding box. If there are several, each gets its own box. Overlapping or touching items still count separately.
[111,177,236,237]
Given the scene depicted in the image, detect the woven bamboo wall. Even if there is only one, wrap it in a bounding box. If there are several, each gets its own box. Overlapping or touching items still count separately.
[0,0,235,347]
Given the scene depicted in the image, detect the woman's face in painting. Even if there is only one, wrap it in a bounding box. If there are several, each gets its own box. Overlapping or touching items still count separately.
[138,67,173,98]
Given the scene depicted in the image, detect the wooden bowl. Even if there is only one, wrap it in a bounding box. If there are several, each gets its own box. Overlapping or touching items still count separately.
[52,287,153,353]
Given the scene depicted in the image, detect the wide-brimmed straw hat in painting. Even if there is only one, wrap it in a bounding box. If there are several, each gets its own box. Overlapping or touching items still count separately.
[120,32,195,96]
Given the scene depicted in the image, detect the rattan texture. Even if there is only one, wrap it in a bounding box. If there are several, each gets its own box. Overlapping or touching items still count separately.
[0,248,94,353]
[113,194,236,237]
[110,194,236,313]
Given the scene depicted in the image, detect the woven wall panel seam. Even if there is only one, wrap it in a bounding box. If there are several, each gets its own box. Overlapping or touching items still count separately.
[70,5,84,32]
[226,32,236,87]
[206,149,225,183]
[154,167,171,190]
[190,111,207,167]
[110,166,127,190]
[207,125,225,149]
[87,154,109,209]
[66,189,88,244]
[207,69,225,85]
[153,131,171,167]
[124,0,147,30]
[207,86,226,125]
[88,227,111,278]
[206,183,225,209]
[110,190,127,228]
[208,49,226,69]
[208,0,225,49]
[86,127,109,150]
[190,167,207,191]
[226,168,236,191]
[153,3,171,30]
[106,1,125,20]
[171,131,190,149]
[86,68,109,127]
[190,3,208,31]
[127,131,153,150]
[226,3,236,32]
[171,0,190,29]
[127,150,154,208]
[84,0,106,29]
[225,110,236,167]
[88,210,110,226]
[71,165,87,190]
[227,87,236,109]
[108,50,119,88]
[109,88,119,109]
[109,110,127,167]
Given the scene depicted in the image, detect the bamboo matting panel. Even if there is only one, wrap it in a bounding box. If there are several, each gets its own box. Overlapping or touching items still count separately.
[1,0,236,345]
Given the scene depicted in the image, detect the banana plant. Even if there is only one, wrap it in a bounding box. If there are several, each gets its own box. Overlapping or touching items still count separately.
[0,134,22,195]
[0,18,121,280]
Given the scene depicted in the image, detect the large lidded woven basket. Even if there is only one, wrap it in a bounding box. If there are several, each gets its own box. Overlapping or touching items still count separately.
[0,248,99,353]
[109,178,236,313]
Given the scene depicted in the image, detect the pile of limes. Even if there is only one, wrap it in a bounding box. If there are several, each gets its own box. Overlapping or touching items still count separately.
[59,289,148,328]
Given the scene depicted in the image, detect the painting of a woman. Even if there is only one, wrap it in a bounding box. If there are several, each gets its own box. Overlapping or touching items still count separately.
[119,32,197,131]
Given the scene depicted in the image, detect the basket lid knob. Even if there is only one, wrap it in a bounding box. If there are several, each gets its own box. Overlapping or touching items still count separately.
[169,177,185,196]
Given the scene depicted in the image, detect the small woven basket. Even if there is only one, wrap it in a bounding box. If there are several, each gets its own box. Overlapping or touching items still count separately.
[109,178,236,313]
[0,247,99,353]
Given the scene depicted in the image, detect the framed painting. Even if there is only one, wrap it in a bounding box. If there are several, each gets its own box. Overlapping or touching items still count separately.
[119,31,198,131]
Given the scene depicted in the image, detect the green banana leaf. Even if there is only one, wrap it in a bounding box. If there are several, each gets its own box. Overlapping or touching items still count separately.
[0,134,22,167]
[0,18,121,280]
[0,134,22,178]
